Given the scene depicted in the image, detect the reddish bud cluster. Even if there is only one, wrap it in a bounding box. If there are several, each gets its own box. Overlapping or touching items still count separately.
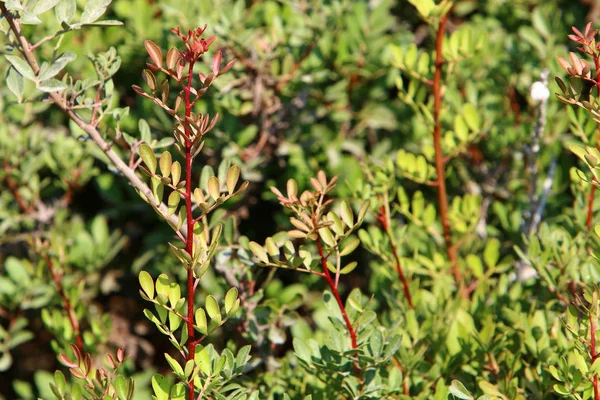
[568,22,600,54]
[171,25,216,62]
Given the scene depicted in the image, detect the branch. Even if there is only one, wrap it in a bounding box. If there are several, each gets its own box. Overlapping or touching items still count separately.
[42,254,84,352]
[0,3,187,238]
[432,13,462,288]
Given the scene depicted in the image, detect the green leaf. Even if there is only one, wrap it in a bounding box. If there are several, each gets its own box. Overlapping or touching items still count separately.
[81,0,111,24]
[340,261,358,274]
[159,151,172,177]
[7,67,24,102]
[205,295,220,319]
[319,227,336,247]
[340,201,354,227]
[37,79,67,92]
[195,308,208,334]
[39,52,76,81]
[249,241,269,263]
[114,375,128,400]
[208,176,220,200]
[53,370,66,395]
[171,161,182,186]
[483,238,500,268]
[139,271,154,299]
[164,353,184,377]
[155,274,170,297]
[226,165,240,194]
[224,287,238,314]
[5,55,36,80]
[449,380,474,400]
[139,144,157,174]
[340,237,360,256]
[30,0,60,15]
[167,191,180,216]
[55,0,75,24]
[463,103,480,132]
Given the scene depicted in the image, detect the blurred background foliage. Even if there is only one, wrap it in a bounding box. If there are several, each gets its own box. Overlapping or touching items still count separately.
[2,0,600,398]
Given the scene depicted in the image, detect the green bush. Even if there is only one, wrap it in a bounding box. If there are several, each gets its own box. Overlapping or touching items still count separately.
[1,0,599,399]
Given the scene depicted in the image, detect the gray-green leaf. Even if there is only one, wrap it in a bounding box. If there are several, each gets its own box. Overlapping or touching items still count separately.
[5,56,36,81]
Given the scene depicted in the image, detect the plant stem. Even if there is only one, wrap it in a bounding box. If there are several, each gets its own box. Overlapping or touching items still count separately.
[42,255,84,352]
[432,13,461,287]
[314,221,357,349]
[591,310,599,400]
[184,60,196,400]
[377,204,413,308]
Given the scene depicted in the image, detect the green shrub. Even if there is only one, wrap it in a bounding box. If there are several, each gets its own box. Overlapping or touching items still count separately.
[1,0,599,399]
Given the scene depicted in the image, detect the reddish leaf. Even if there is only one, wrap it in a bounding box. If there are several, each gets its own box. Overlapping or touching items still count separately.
[212,50,222,75]
[220,58,236,74]
[144,40,163,68]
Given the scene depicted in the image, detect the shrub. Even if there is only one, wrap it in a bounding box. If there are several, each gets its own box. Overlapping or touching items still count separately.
[1,0,599,399]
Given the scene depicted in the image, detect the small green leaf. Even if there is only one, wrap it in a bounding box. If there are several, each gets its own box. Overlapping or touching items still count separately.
[81,0,111,24]
[139,271,154,299]
[171,161,181,186]
[205,295,220,319]
[114,375,128,400]
[55,0,75,24]
[224,287,238,314]
[155,274,170,297]
[5,55,36,80]
[7,67,24,102]
[339,261,358,274]
[39,52,76,81]
[164,353,184,377]
[195,308,208,334]
[139,144,157,174]
[226,165,240,194]
[340,237,360,256]
[319,227,336,247]
[53,370,66,395]
[249,241,269,263]
[208,176,220,200]
[159,151,172,177]
[340,201,354,227]
[167,191,180,216]
[37,79,67,92]
[449,380,474,400]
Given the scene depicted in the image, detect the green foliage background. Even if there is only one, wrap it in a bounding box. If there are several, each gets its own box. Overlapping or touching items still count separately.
[1,0,599,399]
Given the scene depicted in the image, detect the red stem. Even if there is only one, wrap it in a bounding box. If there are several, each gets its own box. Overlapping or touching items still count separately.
[184,60,196,400]
[4,162,35,214]
[432,14,462,289]
[588,183,596,230]
[314,221,357,350]
[591,311,599,400]
[42,255,84,352]
[377,205,414,308]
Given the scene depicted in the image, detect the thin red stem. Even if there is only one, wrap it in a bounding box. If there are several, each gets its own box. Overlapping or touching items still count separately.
[42,255,84,352]
[314,220,357,350]
[588,183,597,230]
[184,60,196,400]
[591,311,599,400]
[377,205,414,308]
[432,14,462,289]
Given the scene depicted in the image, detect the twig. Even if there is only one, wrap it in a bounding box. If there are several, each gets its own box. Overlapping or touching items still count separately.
[314,217,357,350]
[376,203,414,308]
[42,254,84,352]
[529,158,557,234]
[591,309,599,400]
[432,13,462,288]
[523,68,549,236]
